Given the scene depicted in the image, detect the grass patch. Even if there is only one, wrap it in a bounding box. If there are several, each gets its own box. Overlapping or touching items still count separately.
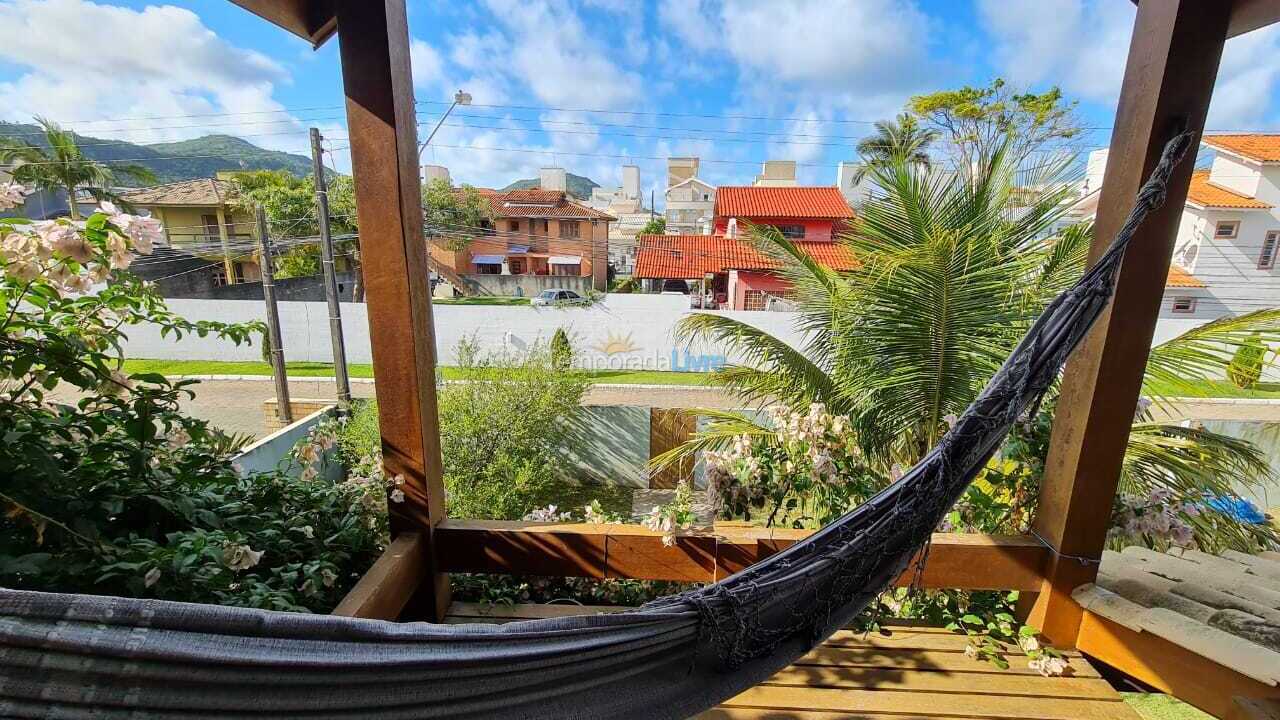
[538,481,636,518]
[1146,377,1280,399]
[122,359,712,386]
[1122,693,1213,720]
[433,296,531,306]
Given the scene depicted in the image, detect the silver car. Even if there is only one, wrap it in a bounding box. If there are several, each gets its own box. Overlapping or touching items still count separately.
[531,288,590,307]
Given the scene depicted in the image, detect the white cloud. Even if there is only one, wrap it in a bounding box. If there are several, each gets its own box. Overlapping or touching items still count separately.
[978,1,1280,131]
[0,0,306,150]
[1209,25,1280,130]
[976,0,1131,104]
[481,0,643,109]
[411,39,446,90]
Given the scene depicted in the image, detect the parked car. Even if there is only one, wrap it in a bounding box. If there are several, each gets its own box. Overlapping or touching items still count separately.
[660,279,690,294]
[532,288,590,307]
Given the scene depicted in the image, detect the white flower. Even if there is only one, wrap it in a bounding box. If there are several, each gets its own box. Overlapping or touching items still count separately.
[143,567,161,588]
[1017,635,1040,653]
[223,544,264,571]
[1028,656,1067,677]
[0,182,27,211]
[320,568,338,587]
[41,223,92,264]
[390,488,405,503]
[963,643,978,659]
[300,525,315,539]
[98,201,120,216]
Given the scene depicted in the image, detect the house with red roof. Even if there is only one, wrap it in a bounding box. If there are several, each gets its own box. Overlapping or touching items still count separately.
[427,168,614,295]
[635,185,856,310]
[1072,135,1280,323]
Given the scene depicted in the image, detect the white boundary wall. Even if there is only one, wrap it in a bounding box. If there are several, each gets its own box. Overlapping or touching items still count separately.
[124,294,807,368]
[123,293,1235,370]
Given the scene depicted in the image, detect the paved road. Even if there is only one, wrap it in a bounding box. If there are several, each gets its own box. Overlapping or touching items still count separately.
[48,377,746,438]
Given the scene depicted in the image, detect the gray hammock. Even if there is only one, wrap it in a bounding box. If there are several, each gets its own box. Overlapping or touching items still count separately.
[0,133,1193,720]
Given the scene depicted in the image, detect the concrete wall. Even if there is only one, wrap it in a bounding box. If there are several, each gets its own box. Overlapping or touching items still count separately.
[559,405,651,487]
[460,274,593,297]
[232,405,343,481]
[120,293,807,369]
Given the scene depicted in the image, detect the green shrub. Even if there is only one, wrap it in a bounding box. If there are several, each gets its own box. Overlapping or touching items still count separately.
[550,328,573,370]
[338,342,588,521]
[0,203,384,612]
[1228,335,1267,389]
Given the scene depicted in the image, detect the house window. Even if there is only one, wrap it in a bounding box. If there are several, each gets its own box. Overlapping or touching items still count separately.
[539,219,549,233]
[509,220,521,233]
[560,221,581,238]
[1260,231,1278,269]
[772,224,806,239]
[1171,296,1197,314]
[509,258,527,274]
[550,263,580,276]
[202,214,220,242]
[474,263,502,275]
[1214,220,1239,239]
[742,290,768,311]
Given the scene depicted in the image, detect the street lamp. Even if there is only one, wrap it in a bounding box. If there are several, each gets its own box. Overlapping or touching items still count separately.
[419,89,471,157]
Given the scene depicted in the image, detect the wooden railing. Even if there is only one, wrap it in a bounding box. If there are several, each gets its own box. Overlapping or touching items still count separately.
[335,521,1050,620]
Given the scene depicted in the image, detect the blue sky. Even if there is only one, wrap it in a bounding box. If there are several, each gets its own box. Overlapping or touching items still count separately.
[3,0,1279,202]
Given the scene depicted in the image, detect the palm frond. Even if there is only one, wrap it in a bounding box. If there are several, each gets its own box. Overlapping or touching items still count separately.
[675,312,837,411]
[1123,423,1279,552]
[1144,309,1280,404]
[647,408,777,476]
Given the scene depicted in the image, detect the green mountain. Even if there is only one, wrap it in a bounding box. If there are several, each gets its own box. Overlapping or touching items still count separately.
[502,172,599,200]
[0,123,314,186]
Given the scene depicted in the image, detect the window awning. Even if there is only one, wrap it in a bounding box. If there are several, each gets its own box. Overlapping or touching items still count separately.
[508,245,530,254]
[472,255,504,264]
[549,255,582,265]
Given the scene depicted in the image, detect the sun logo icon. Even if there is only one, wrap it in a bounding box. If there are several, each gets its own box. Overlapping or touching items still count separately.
[592,331,640,355]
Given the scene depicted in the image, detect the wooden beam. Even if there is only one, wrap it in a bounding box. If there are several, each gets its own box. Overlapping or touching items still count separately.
[435,521,1048,589]
[1026,0,1231,647]
[228,0,336,47]
[1076,611,1280,719]
[332,533,425,620]
[336,1,449,621]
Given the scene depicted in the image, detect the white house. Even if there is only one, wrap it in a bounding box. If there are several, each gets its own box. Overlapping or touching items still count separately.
[664,157,716,234]
[1071,134,1280,324]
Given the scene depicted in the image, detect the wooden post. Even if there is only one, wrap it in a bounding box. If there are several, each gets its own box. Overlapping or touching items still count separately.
[1025,0,1231,647]
[215,206,236,283]
[256,205,292,425]
[310,127,352,406]
[336,0,449,620]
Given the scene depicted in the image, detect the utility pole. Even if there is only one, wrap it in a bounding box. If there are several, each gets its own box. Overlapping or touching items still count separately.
[310,127,352,406]
[257,205,292,425]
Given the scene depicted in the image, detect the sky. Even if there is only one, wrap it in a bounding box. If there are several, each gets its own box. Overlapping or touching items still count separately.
[2,0,1280,205]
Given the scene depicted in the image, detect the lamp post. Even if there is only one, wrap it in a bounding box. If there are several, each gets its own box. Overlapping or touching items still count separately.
[418,89,471,158]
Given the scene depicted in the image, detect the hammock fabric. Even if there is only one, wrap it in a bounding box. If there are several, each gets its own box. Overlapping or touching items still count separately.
[0,133,1194,720]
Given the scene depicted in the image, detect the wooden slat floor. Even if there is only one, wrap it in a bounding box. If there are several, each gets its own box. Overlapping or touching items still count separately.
[447,602,1141,720]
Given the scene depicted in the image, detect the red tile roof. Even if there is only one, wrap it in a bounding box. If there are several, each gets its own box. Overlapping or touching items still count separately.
[1166,265,1206,289]
[714,186,855,219]
[633,234,858,279]
[1186,170,1272,209]
[473,188,615,220]
[1201,134,1280,163]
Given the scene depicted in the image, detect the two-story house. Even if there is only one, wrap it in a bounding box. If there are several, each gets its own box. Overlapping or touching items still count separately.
[1072,134,1280,324]
[117,177,261,287]
[428,168,614,295]
[636,185,857,310]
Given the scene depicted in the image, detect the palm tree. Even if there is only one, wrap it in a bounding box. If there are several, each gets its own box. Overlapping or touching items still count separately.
[667,148,1279,552]
[0,117,155,219]
[851,113,938,184]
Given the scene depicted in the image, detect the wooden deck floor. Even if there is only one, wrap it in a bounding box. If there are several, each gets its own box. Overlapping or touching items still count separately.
[446,602,1141,720]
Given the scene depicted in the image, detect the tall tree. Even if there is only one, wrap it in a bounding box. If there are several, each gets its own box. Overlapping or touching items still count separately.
[422,178,494,250]
[852,113,938,183]
[0,117,156,219]
[908,79,1082,172]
